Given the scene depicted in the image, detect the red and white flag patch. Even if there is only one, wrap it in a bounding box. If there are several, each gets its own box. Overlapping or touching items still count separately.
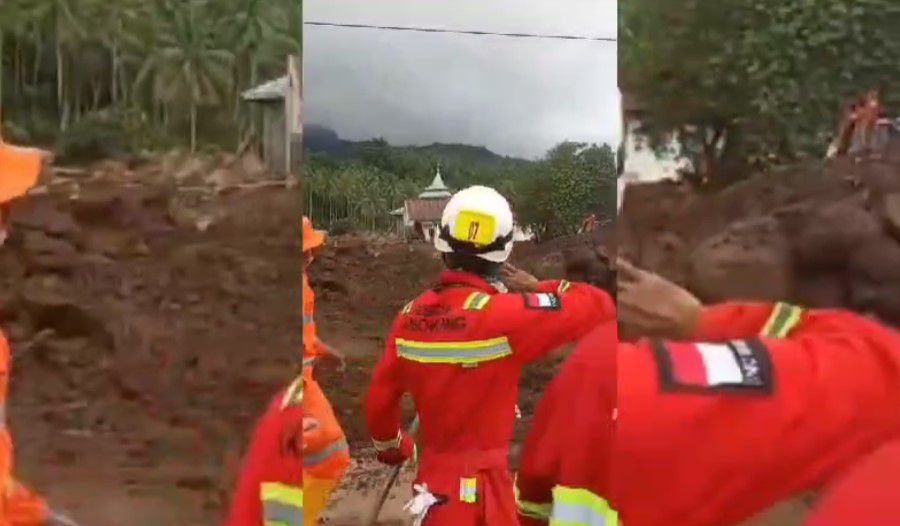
[522,292,561,310]
[651,339,773,394]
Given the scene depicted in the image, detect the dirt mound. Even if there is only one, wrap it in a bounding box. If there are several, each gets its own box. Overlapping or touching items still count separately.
[619,141,900,326]
[4,154,298,524]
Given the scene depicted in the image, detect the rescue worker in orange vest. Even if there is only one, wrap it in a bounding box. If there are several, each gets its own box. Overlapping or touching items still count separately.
[301,216,350,524]
[602,261,900,526]
[365,185,615,526]
[0,130,80,526]
[221,375,303,526]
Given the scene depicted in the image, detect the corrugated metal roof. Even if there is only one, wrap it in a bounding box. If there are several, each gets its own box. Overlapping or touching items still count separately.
[405,197,451,222]
[242,76,288,102]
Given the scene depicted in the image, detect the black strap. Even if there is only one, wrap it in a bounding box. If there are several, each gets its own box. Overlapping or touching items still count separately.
[438,225,512,255]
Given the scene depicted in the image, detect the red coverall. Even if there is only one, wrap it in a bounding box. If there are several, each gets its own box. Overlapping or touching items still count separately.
[515,320,617,526]
[221,376,303,526]
[803,439,900,526]
[612,302,900,526]
[365,270,614,526]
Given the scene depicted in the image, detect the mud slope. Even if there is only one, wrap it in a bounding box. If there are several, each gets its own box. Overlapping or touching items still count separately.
[4,154,299,525]
[619,141,900,326]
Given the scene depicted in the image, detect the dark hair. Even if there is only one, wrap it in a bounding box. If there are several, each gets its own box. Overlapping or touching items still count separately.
[442,253,502,278]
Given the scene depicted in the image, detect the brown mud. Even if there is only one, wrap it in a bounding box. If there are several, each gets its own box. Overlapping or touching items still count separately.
[4,153,299,525]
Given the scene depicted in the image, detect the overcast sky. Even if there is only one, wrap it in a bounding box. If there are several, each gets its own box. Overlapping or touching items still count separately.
[303,0,618,159]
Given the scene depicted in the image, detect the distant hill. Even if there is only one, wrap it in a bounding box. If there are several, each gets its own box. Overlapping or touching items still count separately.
[304,124,527,165]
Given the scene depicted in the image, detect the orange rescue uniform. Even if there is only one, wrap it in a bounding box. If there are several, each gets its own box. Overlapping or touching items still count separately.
[302,270,350,523]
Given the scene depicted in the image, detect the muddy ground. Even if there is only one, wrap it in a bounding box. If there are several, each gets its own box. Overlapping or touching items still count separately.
[308,232,603,525]
[618,141,900,526]
[4,153,299,525]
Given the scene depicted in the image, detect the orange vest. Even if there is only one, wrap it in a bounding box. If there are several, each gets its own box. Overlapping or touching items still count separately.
[303,272,318,366]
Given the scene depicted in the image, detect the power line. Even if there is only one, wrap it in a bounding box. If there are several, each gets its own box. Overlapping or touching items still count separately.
[304,20,616,42]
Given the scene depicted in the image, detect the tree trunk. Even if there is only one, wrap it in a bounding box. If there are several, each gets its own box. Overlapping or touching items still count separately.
[0,30,5,108]
[190,102,198,152]
[56,40,63,122]
[111,34,118,105]
[32,27,42,87]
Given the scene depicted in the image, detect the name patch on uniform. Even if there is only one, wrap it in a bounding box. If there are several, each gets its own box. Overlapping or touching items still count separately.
[651,339,774,394]
[522,292,561,310]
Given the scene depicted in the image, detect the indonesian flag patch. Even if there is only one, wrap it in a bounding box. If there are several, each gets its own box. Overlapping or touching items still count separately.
[651,339,774,394]
[522,292,561,310]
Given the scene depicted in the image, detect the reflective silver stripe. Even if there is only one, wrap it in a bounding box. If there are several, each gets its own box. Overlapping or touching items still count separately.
[303,314,314,324]
[262,500,303,526]
[373,431,402,451]
[396,338,513,364]
[302,356,317,367]
[551,501,610,526]
[304,437,348,467]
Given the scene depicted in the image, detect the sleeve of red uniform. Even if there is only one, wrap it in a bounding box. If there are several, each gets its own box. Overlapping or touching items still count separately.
[692,302,782,340]
[497,282,615,364]
[515,371,564,525]
[365,322,405,443]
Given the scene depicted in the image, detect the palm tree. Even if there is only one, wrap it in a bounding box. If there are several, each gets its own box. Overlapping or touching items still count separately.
[135,0,234,151]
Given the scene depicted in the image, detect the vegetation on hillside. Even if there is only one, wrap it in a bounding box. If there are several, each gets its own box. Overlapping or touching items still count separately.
[621,0,900,187]
[304,128,616,238]
[0,0,301,160]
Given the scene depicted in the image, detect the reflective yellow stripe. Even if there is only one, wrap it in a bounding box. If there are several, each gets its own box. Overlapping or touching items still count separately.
[304,437,349,467]
[463,292,492,310]
[557,280,573,294]
[760,302,803,338]
[396,336,512,364]
[401,301,414,314]
[459,477,477,503]
[550,486,618,526]
[280,376,303,409]
[260,482,302,526]
[514,476,552,520]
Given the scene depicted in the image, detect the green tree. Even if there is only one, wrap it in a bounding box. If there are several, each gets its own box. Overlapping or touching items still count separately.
[621,0,900,187]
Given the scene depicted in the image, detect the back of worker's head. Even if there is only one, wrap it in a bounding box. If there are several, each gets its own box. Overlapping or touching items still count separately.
[435,185,515,277]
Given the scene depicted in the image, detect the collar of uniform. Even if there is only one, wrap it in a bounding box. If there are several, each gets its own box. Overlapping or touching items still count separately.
[437,270,500,294]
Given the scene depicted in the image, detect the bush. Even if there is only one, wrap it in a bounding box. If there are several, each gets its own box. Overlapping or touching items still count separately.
[55,113,132,163]
[328,218,356,236]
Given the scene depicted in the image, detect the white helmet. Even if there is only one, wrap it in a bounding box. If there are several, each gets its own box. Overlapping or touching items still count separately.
[434,185,515,263]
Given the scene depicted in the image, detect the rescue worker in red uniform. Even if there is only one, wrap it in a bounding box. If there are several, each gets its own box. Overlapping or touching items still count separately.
[301,216,349,524]
[518,259,900,526]
[514,257,617,526]
[802,439,900,526]
[627,261,900,526]
[515,320,617,526]
[222,376,303,526]
[365,185,614,526]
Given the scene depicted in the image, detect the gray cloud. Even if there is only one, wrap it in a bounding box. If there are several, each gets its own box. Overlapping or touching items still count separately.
[304,0,618,159]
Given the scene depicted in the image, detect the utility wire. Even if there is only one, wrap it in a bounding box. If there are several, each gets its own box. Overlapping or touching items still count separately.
[304,20,616,42]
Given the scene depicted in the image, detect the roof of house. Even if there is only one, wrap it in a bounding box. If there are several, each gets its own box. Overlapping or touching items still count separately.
[241,76,288,102]
[405,196,451,222]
